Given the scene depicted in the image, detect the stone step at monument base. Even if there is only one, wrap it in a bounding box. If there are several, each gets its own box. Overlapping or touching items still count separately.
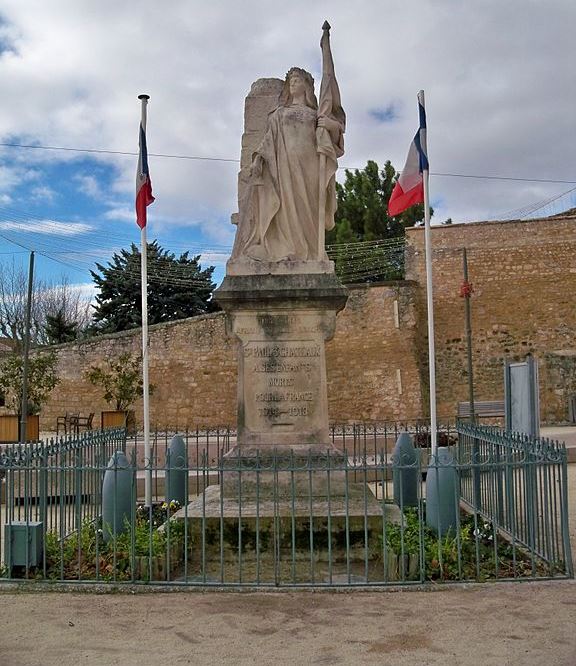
[171,484,405,584]
[220,447,360,500]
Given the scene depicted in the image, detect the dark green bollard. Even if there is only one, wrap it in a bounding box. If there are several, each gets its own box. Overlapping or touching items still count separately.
[392,432,419,507]
[426,446,458,536]
[101,451,132,543]
[166,435,187,507]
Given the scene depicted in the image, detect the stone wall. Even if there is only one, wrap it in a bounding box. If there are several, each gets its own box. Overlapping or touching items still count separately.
[37,281,423,430]
[405,213,576,422]
[326,282,423,421]
[13,213,575,430]
[37,313,237,431]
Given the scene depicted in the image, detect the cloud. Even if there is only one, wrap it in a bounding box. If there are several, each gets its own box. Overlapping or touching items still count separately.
[74,174,101,199]
[0,0,574,248]
[0,219,93,236]
[102,206,134,222]
[30,185,56,202]
[0,165,39,193]
[199,251,230,267]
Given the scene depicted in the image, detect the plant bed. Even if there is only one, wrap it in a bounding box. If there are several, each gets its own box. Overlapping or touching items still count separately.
[378,506,557,582]
[36,501,186,582]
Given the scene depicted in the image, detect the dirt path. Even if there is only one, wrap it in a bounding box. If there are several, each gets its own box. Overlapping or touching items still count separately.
[1,581,575,665]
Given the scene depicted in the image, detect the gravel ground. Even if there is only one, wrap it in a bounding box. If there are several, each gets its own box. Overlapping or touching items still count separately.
[1,581,575,666]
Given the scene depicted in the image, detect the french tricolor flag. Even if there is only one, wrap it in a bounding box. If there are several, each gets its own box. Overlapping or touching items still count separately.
[388,91,429,217]
[136,103,154,229]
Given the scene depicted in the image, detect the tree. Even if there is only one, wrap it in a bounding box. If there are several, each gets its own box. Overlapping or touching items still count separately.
[90,242,218,334]
[45,308,79,344]
[326,160,433,282]
[85,353,151,411]
[0,352,60,414]
[0,260,92,349]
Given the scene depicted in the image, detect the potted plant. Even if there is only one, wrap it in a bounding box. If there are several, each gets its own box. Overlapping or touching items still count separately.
[0,352,60,442]
[85,352,152,434]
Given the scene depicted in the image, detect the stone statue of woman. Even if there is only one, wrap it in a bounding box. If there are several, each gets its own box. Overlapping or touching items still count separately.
[230,23,345,266]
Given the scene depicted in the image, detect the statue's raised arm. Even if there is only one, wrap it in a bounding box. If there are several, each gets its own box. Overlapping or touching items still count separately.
[229,22,345,271]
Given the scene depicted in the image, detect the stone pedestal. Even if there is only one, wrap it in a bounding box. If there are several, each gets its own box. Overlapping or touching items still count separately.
[214,271,348,457]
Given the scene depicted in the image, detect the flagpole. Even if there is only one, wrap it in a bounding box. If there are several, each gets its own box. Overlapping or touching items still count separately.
[419,90,438,456]
[138,93,152,507]
[317,20,331,260]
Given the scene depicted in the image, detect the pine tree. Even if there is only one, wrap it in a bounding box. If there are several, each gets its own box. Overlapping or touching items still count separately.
[327,160,432,282]
[90,242,218,333]
[45,308,79,344]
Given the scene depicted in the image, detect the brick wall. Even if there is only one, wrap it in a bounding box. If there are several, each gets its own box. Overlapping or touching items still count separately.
[13,213,575,430]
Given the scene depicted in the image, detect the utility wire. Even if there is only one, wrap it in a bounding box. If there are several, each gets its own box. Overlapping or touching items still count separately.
[2,141,575,184]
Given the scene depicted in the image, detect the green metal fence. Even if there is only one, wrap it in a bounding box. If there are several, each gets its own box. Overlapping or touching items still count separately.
[0,423,572,586]
[457,423,573,577]
[1,428,126,540]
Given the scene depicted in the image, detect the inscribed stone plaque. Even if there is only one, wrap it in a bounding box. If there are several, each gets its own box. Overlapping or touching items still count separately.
[232,311,331,450]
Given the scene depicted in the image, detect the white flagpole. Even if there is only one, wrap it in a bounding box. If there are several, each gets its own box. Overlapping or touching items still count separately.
[419,90,438,456]
[138,93,152,507]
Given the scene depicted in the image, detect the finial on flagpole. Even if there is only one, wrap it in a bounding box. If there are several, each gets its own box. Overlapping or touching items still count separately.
[138,94,150,101]
[322,20,331,32]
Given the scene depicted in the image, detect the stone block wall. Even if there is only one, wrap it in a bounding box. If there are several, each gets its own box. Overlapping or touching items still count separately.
[326,282,423,421]
[13,213,575,430]
[37,282,423,430]
[40,313,238,431]
[405,214,576,422]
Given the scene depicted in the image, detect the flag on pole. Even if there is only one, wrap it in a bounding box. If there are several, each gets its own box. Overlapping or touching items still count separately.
[388,92,428,217]
[136,106,154,229]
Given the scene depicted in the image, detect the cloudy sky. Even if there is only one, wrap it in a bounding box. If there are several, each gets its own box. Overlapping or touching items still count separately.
[0,0,574,289]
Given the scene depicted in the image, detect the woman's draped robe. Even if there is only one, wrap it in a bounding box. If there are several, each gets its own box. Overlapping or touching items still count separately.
[231,103,343,263]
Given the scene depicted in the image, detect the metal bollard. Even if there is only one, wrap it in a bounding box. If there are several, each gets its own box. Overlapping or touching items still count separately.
[392,432,419,508]
[166,435,187,507]
[101,450,133,543]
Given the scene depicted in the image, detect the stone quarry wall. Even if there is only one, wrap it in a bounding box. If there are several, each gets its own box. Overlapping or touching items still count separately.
[405,214,576,423]
[36,282,423,430]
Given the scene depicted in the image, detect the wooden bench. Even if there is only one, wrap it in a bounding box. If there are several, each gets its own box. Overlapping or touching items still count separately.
[457,400,505,419]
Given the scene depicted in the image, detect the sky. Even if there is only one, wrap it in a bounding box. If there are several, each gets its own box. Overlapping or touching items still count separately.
[0,0,575,294]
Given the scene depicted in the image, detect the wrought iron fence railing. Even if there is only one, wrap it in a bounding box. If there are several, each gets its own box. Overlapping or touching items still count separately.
[456,423,573,576]
[0,422,572,586]
[1,428,126,538]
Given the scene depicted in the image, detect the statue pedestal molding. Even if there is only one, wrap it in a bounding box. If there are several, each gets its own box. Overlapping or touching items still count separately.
[214,272,348,460]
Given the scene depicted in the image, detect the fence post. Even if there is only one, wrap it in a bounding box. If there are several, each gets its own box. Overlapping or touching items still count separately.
[392,433,418,508]
[426,447,458,536]
[472,435,482,512]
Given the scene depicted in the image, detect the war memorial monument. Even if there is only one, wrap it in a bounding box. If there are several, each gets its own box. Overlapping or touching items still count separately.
[175,25,401,582]
[214,22,348,461]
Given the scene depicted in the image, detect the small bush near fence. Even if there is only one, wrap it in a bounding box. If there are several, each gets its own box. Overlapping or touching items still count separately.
[43,501,184,582]
[382,507,544,582]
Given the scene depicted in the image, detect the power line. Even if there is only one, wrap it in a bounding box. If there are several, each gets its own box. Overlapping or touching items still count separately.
[2,141,575,184]
[431,172,576,185]
[0,142,239,163]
